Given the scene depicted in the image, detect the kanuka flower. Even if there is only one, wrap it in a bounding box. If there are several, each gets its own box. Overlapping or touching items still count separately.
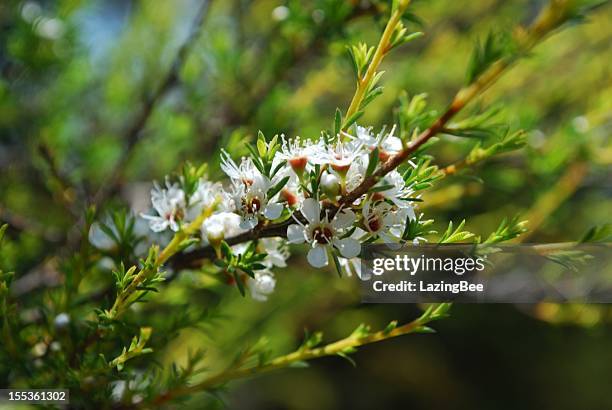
[277,136,322,176]
[259,238,290,268]
[319,140,365,174]
[372,170,416,221]
[186,180,229,220]
[220,150,260,184]
[222,154,284,229]
[141,180,186,232]
[228,173,284,229]
[362,198,405,245]
[351,125,402,161]
[287,198,360,268]
[247,270,276,302]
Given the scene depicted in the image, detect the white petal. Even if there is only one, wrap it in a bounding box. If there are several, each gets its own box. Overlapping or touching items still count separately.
[141,213,166,231]
[334,237,360,258]
[301,198,320,224]
[264,203,284,220]
[239,216,258,230]
[307,245,328,267]
[287,224,306,244]
[384,136,403,152]
[269,253,287,267]
[332,209,355,230]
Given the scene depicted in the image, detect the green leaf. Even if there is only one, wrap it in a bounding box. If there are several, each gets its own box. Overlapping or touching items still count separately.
[334,108,342,137]
[343,110,364,130]
[382,320,398,335]
[483,215,527,244]
[267,176,290,199]
[233,271,245,296]
[336,351,357,367]
[414,326,436,334]
[466,31,514,84]
[439,220,475,244]
[257,131,267,157]
[580,224,612,243]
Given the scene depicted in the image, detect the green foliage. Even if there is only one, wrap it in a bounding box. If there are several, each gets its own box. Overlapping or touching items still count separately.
[396,92,437,139]
[438,220,476,244]
[347,42,375,79]
[466,31,515,84]
[580,224,612,243]
[109,327,154,371]
[0,0,609,407]
[483,216,528,244]
[215,240,268,295]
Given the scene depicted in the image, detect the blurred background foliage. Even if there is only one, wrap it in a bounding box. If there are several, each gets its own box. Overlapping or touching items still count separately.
[0,0,611,408]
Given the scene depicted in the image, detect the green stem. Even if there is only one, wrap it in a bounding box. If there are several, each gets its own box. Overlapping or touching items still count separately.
[153,304,448,404]
[106,199,220,321]
[343,0,411,129]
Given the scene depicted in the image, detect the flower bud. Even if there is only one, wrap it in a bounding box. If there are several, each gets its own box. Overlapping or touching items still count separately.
[203,220,224,247]
[281,188,299,207]
[320,172,340,197]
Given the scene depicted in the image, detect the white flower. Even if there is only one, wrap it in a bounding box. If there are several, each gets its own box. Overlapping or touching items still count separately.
[373,170,416,221]
[350,125,402,159]
[229,173,284,229]
[221,151,285,229]
[186,180,229,220]
[345,155,367,193]
[248,270,276,301]
[260,238,290,268]
[320,140,365,173]
[277,136,322,175]
[287,198,360,268]
[362,198,405,246]
[232,237,289,268]
[220,151,259,184]
[141,181,186,232]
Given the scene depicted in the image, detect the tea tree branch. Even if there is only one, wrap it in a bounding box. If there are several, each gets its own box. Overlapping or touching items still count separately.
[339,0,576,207]
[104,200,219,321]
[153,303,451,404]
[169,0,584,270]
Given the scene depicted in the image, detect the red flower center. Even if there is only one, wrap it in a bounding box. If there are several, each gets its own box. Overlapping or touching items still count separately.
[312,226,333,244]
[367,215,382,232]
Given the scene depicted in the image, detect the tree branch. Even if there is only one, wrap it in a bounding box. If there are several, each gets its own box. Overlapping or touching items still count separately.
[151,303,450,405]
[169,0,576,271]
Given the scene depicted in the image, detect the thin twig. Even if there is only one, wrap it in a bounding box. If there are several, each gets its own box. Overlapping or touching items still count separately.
[152,304,447,404]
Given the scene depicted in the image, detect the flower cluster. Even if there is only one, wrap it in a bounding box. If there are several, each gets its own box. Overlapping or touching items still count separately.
[141,126,419,300]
